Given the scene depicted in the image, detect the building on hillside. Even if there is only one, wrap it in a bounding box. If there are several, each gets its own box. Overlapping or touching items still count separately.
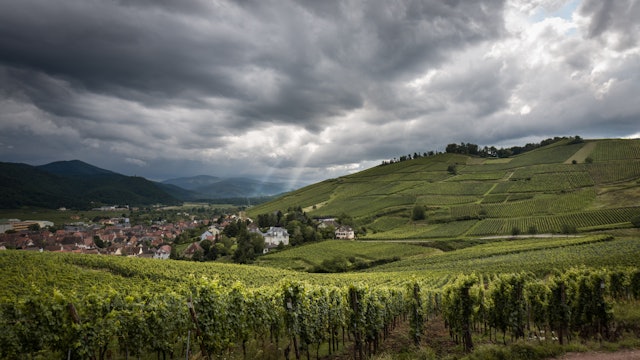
[317,218,339,229]
[200,227,221,241]
[184,241,204,258]
[262,226,289,248]
[335,226,355,240]
[154,245,172,260]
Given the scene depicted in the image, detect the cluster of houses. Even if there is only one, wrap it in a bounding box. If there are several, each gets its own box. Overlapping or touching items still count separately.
[184,219,355,256]
[0,217,193,259]
[0,215,356,259]
[318,219,355,240]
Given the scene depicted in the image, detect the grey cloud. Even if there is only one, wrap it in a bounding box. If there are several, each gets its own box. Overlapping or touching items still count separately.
[0,0,507,131]
[2,0,638,187]
[579,0,640,50]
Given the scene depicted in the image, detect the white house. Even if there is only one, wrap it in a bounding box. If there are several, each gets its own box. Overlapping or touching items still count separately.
[262,226,289,247]
[335,226,355,240]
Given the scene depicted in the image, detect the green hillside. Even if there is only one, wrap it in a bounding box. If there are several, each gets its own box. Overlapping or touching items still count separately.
[248,138,640,238]
[0,161,180,209]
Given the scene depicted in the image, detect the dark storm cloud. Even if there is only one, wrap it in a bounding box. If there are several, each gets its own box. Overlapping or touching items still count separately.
[2,0,638,187]
[579,0,640,49]
[0,0,506,130]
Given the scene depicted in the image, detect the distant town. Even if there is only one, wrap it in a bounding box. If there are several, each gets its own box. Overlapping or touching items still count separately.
[0,206,355,261]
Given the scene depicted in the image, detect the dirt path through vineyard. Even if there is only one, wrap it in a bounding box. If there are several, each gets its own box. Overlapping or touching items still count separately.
[555,349,640,360]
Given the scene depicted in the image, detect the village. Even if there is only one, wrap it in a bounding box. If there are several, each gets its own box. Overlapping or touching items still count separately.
[0,213,356,260]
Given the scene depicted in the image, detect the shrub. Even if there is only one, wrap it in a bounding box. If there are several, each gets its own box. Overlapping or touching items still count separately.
[412,205,426,221]
[560,224,577,234]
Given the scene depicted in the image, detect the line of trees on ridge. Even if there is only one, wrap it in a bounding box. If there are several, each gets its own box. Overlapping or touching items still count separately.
[381,136,583,166]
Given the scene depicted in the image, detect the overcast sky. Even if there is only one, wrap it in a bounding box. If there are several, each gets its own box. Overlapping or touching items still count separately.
[1,0,639,188]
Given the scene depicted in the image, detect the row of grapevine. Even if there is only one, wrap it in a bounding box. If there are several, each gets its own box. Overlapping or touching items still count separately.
[0,278,413,360]
[587,160,640,184]
[511,164,586,179]
[467,207,640,235]
[442,268,640,351]
[506,142,585,167]
[2,256,640,359]
[454,188,596,219]
[417,194,478,205]
[590,139,640,162]
[448,171,507,181]
[404,182,494,196]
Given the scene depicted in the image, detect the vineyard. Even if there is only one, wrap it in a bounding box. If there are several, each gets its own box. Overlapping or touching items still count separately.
[246,138,640,239]
[2,233,640,359]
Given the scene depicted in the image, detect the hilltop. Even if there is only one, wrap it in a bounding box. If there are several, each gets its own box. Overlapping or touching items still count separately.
[248,138,640,239]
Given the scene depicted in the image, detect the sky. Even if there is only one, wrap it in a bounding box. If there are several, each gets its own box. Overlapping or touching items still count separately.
[1,0,639,189]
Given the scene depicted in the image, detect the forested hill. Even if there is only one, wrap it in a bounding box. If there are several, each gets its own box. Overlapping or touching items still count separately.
[0,160,179,209]
[247,138,640,238]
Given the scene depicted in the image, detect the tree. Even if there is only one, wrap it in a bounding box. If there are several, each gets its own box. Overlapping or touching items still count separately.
[233,229,264,263]
[27,223,40,231]
[192,249,204,262]
[569,135,584,144]
[250,232,265,255]
[561,224,577,234]
[224,221,239,238]
[447,164,457,175]
[318,225,336,240]
[338,213,354,227]
[286,220,304,246]
[411,205,426,221]
[93,235,106,249]
[446,143,459,153]
[170,246,181,260]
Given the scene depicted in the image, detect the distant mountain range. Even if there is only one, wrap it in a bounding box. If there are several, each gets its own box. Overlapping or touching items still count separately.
[0,160,293,209]
[0,160,179,209]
